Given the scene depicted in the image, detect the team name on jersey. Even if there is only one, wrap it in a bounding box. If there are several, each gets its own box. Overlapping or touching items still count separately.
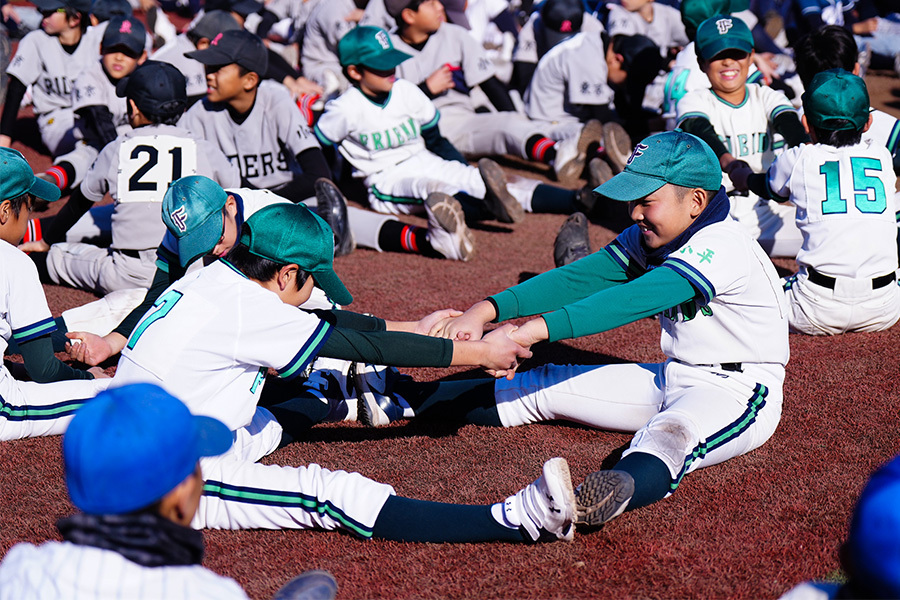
[43,76,73,97]
[358,117,421,151]
[718,131,782,159]
[227,150,291,180]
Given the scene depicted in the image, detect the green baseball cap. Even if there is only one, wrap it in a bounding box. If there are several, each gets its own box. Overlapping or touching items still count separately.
[680,0,749,32]
[241,204,353,306]
[0,148,61,203]
[338,25,411,70]
[595,130,722,201]
[802,68,870,131]
[695,15,754,61]
[162,176,229,268]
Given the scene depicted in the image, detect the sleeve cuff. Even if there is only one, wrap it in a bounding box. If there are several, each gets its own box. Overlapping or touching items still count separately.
[541,310,574,343]
[488,291,516,322]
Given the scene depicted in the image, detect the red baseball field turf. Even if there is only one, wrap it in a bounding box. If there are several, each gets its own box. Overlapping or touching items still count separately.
[1,71,899,599]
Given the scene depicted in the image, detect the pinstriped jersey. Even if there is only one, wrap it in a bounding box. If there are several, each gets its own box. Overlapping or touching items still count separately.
[114,259,332,431]
[391,24,495,112]
[524,31,612,124]
[314,79,438,177]
[606,3,688,56]
[0,242,57,356]
[0,541,249,600]
[677,84,796,191]
[6,27,101,115]
[766,141,898,279]
[179,81,320,190]
[608,219,789,366]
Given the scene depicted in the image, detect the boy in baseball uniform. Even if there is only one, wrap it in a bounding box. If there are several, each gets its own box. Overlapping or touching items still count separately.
[0,148,109,442]
[112,202,578,544]
[0,0,97,155]
[676,15,808,258]
[365,131,790,528]
[20,61,239,296]
[743,70,899,335]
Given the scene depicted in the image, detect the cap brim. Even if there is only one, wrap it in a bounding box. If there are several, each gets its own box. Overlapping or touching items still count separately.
[594,171,667,202]
[177,212,225,267]
[445,8,470,29]
[193,414,234,457]
[360,48,412,71]
[185,46,235,66]
[31,0,67,9]
[312,269,353,306]
[30,176,62,202]
[230,0,262,16]
[700,38,753,60]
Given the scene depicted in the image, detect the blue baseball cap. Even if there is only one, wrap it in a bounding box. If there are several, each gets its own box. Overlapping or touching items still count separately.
[101,15,147,56]
[595,130,722,201]
[64,383,233,515]
[0,148,61,203]
[695,14,754,61]
[162,176,230,268]
[842,455,900,597]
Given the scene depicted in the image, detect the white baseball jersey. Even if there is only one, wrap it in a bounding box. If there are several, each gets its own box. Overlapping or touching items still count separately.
[114,259,332,431]
[0,242,58,357]
[82,123,239,251]
[151,34,208,98]
[300,0,356,89]
[392,23,496,112]
[315,79,437,177]
[677,84,796,191]
[524,31,613,124]
[766,141,897,279]
[180,81,320,191]
[6,28,100,115]
[608,219,790,365]
[71,59,131,136]
[359,0,394,30]
[606,3,688,56]
[0,541,249,600]
[512,10,605,65]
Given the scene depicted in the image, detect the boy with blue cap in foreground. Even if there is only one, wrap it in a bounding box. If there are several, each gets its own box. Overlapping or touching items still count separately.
[112,202,577,545]
[371,130,790,527]
[0,383,338,599]
[0,148,108,442]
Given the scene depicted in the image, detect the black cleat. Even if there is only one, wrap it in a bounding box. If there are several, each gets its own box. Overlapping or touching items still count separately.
[553,212,591,268]
[314,178,355,257]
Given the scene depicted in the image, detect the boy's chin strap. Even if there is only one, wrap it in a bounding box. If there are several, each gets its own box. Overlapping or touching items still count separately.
[643,186,730,266]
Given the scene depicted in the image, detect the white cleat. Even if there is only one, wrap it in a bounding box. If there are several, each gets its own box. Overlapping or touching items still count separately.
[425,192,475,261]
[506,457,577,542]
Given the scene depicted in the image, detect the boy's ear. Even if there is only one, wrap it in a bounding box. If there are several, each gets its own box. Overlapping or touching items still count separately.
[277,264,299,291]
[346,65,364,82]
[242,70,261,92]
[0,199,11,225]
[138,50,148,65]
[400,6,417,26]
[862,113,873,133]
[688,187,707,218]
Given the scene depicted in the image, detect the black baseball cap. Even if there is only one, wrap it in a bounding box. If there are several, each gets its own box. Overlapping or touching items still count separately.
[116,61,188,119]
[32,0,92,12]
[90,0,131,21]
[101,15,147,56]
[441,0,471,29]
[189,10,241,40]
[185,29,268,75]
[536,0,583,55]
[205,0,263,17]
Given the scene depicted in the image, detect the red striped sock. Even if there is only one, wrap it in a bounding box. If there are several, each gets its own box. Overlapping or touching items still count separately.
[44,166,68,190]
[23,218,42,244]
[530,137,556,163]
[399,225,420,253]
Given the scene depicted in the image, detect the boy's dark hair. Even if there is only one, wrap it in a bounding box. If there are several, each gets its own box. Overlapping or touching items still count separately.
[65,7,90,33]
[3,192,48,215]
[225,235,311,291]
[794,25,857,88]
[810,121,864,148]
[669,184,719,201]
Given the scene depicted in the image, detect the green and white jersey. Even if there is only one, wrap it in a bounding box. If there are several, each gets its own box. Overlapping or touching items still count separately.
[391,23,495,112]
[6,27,100,115]
[609,219,789,366]
[677,83,795,191]
[314,79,437,177]
[766,140,898,279]
[115,259,332,431]
[524,31,613,124]
[606,3,688,56]
[0,242,58,356]
[180,81,320,190]
[82,123,240,251]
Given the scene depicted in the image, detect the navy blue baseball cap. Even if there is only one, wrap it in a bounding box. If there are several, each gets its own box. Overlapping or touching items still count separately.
[116,60,188,119]
[90,0,132,21]
[101,15,147,56]
[64,383,233,515]
[185,29,268,75]
[189,10,242,40]
[32,0,92,13]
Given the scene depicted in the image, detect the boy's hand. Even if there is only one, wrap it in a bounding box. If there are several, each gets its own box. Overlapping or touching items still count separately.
[752,53,779,85]
[87,366,111,379]
[724,160,752,192]
[430,300,496,340]
[425,65,455,96]
[507,317,549,349]
[480,324,533,379]
[18,240,49,253]
[414,308,463,335]
[66,332,114,367]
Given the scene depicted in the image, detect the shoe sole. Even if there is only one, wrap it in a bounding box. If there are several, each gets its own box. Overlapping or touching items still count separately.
[478,158,524,224]
[314,178,356,257]
[575,470,634,527]
[587,158,613,191]
[557,120,605,185]
[553,212,591,268]
[544,457,577,541]
[351,362,399,427]
[426,193,475,261]
[601,122,633,174]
